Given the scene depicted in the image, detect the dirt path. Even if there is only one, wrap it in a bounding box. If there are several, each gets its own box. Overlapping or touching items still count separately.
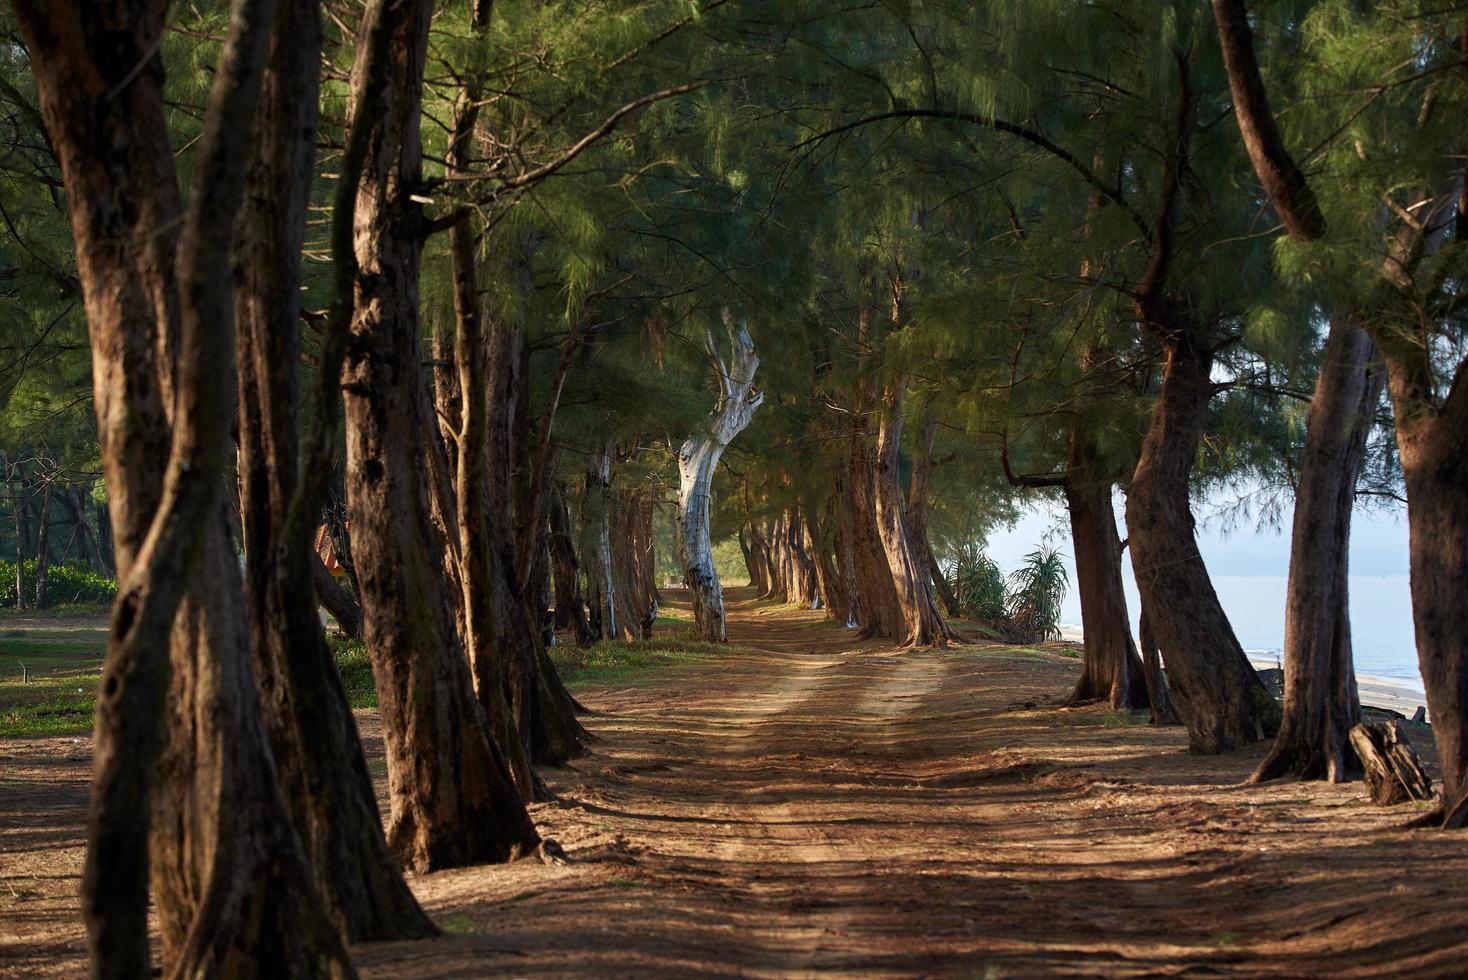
[5,591,1468,977]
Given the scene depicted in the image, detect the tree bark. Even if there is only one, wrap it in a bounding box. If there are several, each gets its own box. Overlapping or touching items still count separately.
[1209,0,1326,242]
[1064,433,1147,710]
[18,0,356,974]
[583,445,617,640]
[676,311,763,642]
[14,473,29,610]
[33,481,51,609]
[62,487,110,578]
[1137,604,1181,725]
[234,0,431,939]
[873,379,949,646]
[340,0,538,871]
[1252,316,1382,783]
[1125,338,1279,751]
[312,555,364,640]
[549,478,594,644]
[1392,366,1468,825]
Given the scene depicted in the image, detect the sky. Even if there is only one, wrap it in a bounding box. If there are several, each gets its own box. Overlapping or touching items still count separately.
[985,491,1411,578]
[983,489,1421,685]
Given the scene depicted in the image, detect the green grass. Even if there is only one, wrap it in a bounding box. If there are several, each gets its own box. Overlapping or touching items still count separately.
[1063,708,1151,728]
[0,609,721,734]
[328,636,377,710]
[550,634,721,687]
[0,602,112,621]
[0,626,108,737]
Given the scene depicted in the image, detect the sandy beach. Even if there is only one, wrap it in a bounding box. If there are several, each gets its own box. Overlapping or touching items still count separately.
[1057,623,1429,720]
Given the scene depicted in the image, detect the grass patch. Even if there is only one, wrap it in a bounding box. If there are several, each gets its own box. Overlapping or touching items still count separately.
[0,603,112,621]
[0,626,108,737]
[328,636,377,710]
[1064,708,1150,728]
[550,635,721,687]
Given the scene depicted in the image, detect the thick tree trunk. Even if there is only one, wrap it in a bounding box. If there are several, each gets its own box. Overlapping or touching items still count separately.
[151,522,353,976]
[677,312,763,641]
[234,0,431,940]
[1392,373,1468,825]
[1138,604,1181,725]
[738,525,766,593]
[583,446,617,641]
[14,475,29,610]
[549,478,594,644]
[442,84,539,798]
[613,488,658,638]
[313,555,364,640]
[849,421,900,638]
[905,418,960,619]
[18,2,354,975]
[782,509,821,608]
[341,0,538,871]
[1064,431,1147,710]
[1125,339,1279,752]
[1253,316,1382,783]
[873,380,949,647]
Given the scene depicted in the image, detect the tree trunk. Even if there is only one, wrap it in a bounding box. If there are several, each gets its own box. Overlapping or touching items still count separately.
[62,488,110,578]
[313,555,364,640]
[20,0,358,973]
[738,525,766,593]
[873,379,949,647]
[1253,316,1382,783]
[1392,369,1468,825]
[233,0,431,940]
[150,520,354,976]
[1137,604,1180,725]
[340,0,538,872]
[1064,433,1147,710]
[1125,338,1279,752]
[583,446,617,641]
[849,421,899,638]
[14,474,29,610]
[676,311,763,642]
[549,478,593,644]
[34,482,51,609]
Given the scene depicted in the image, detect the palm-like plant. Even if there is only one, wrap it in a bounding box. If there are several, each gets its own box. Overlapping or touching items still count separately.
[950,543,1008,623]
[1005,546,1068,643]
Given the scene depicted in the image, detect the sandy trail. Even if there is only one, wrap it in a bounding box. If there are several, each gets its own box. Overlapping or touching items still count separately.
[4,590,1467,977]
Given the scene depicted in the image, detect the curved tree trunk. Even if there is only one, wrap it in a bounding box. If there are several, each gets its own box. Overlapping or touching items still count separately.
[1125,339,1279,752]
[341,0,538,872]
[18,1,354,974]
[676,311,763,641]
[1138,603,1181,725]
[1064,429,1147,710]
[312,555,364,640]
[234,0,431,940]
[873,379,949,647]
[1253,316,1381,783]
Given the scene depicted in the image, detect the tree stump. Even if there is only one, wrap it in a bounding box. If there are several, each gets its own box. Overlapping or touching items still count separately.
[1348,720,1433,805]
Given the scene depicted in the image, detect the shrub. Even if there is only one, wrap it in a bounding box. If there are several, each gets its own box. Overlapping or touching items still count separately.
[0,559,118,607]
[952,549,1007,623]
[1005,546,1068,643]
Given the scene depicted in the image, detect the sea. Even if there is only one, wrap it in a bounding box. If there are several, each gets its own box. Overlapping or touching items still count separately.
[1057,574,1425,693]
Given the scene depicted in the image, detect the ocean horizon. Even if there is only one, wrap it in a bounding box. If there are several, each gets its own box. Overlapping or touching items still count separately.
[1057,573,1424,694]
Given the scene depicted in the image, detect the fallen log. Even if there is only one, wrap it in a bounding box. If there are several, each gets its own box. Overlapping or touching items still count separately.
[1348,720,1432,805]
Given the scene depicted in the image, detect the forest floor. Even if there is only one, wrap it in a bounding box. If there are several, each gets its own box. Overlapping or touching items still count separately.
[3,589,1467,977]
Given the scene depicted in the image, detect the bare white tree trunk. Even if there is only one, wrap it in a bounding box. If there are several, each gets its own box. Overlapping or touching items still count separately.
[677,311,764,642]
